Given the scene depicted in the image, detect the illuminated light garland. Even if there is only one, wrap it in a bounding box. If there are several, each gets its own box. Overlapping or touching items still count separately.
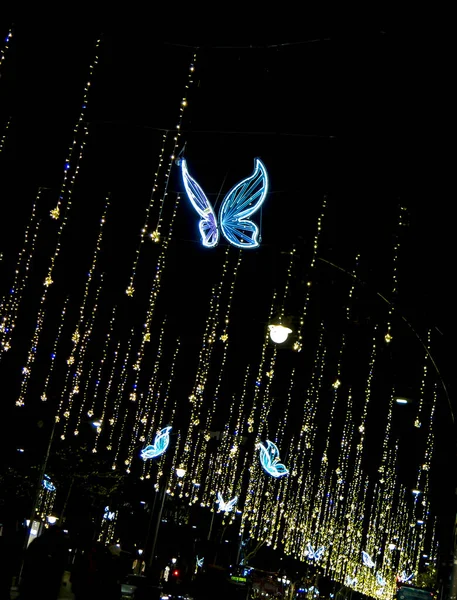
[385,205,407,343]
[258,440,289,478]
[180,157,268,248]
[93,340,122,453]
[74,362,94,436]
[16,134,89,407]
[140,426,172,460]
[415,329,431,428]
[58,276,103,434]
[126,131,168,295]
[1,190,41,358]
[109,331,134,460]
[306,543,325,561]
[133,319,168,461]
[40,298,70,402]
[177,248,232,491]
[84,305,117,447]
[0,116,12,154]
[0,27,13,72]
[295,196,327,351]
[154,52,198,238]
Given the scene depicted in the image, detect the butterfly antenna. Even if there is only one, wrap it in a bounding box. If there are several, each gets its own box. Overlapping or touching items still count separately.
[175,142,187,166]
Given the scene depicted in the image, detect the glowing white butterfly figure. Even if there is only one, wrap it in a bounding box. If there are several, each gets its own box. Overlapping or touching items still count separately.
[216,492,238,513]
[376,572,386,587]
[179,158,269,249]
[346,575,358,587]
[140,426,172,460]
[306,543,325,561]
[399,571,414,583]
[258,440,289,478]
[103,506,115,521]
[361,550,375,568]
[196,556,204,568]
[43,475,56,492]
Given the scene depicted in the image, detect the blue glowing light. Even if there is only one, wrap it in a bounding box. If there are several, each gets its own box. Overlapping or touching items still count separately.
[180,158,268,249]
[140,426,172,460]
[376,572,386,587]
[306,543,325,561]
[196,556,204,568]
[216,492,238,513]
[399,571,415,583]
[361,550,375,568]
[258,440,289,478]
[103,506,116,521]
[345,575,358,587]
[43,475,56,492]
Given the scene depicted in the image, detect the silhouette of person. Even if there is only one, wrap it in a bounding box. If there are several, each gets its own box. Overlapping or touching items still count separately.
[19,525,68,600]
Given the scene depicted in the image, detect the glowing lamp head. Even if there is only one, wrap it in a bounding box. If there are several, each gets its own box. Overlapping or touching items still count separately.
[176,467,186,478]
[47,516,58,524]
[268,324,292,344]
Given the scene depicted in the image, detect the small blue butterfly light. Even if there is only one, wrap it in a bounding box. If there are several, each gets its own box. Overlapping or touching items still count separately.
[196,556,204,568]
[103,506,116,521]
[140,426,172,460]
[258,440,289,478]
[180,158,268,249]
[361,550,375,568]
[376,572,386,587]
[43,474,56,492]
[306,543,325,561]
[346,575,358,587]
[216,492,238,513]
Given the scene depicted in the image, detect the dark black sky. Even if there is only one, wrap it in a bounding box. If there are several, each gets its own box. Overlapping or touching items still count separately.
[0,18,455,546]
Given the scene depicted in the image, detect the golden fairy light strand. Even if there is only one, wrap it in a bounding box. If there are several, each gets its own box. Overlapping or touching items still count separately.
[58,275,103,428]
[129,195,181,376]
[385,205,406,343]
[74,361,94,436]
[108,330,134,453]
[279,246,296,322]
[49,39,102,219]
[0,116,12,154]
[0,27,13,72]
[127,52,197,294]
[295,195,327,352]
[93,340,121,453]
[0,189,41,356]
[40,297,70,402]
[126,319,167,468]
[126,130,168,293]
[16,131,89,407]
[71,195,111,356]
[415,329,431,429]
[178,248,232,489]
[155,52,198,236]
[346,253,361,321]
[86,305,117,425]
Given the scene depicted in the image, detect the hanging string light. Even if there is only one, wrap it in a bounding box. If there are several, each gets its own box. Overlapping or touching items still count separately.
[1,189,41,357]
[414,329,431,429]
[16,134,89,407]
[126,51,197,296]
[385,205,407,343]
[0,26,13,73]
[93,340,121,453]
[295,196,327,352]
[0,116,12,154]
[108,330,134,456]
[40,297,70,402]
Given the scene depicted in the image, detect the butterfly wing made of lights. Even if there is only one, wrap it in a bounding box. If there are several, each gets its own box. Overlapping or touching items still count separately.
[141,425,172,460]
[361,550,375,568]
[219,158,268,248]
[180,159,219,248]
[226,495,238,512]
[259,440,289,477]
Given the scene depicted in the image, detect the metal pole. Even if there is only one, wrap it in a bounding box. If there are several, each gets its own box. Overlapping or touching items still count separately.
[148,474,169,572]
[18,417,56,582]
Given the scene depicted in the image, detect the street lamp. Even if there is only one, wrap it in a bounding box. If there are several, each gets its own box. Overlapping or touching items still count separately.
[268,324,292,344]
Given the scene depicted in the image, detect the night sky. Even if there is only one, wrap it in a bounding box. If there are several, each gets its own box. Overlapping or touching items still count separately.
[0,18,455,559]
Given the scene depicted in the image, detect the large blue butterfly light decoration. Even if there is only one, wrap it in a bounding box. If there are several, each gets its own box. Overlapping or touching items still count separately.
[258,440,289,478]
[179,158,269,249]
[140,426,172,460]
[43,474,56,492]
